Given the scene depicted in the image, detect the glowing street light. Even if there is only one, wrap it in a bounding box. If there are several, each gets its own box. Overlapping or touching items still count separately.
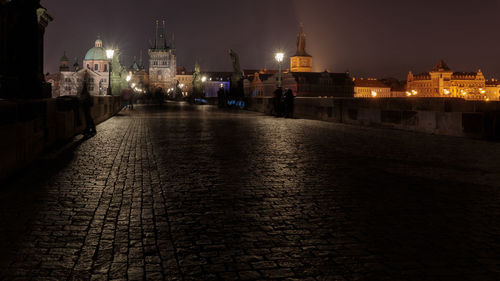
[275,52,284,62]
[371,91,377,97]
[179,83,185,89]
[275,52,285,88]
[106,49,115,96]
[126,75,131,82]
[201,76,207,83]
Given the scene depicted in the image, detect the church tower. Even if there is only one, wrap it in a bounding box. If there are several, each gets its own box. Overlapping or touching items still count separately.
[148,20,176,92]
[290,23,313,73]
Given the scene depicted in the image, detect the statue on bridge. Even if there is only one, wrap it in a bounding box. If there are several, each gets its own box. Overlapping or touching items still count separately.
[229,49,244,101]
[192,62,204,101]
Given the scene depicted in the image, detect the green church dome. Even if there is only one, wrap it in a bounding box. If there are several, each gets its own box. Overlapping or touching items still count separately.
[84,39,107,61]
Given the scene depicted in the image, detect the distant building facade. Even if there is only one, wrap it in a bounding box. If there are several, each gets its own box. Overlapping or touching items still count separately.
[148,20,176,92]
[354,78,391,98]
[175,66,193,97]
[290,24,312,73]
[407,60,499,101]
[201,72,231,98]
[47,38,128,97]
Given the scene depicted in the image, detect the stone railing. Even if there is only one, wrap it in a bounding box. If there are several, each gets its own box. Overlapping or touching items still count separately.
[0,96,122,180]
[247,97,500,140]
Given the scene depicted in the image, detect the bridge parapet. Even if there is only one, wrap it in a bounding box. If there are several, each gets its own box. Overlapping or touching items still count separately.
[247,97,500,140]
[0,95,122,180]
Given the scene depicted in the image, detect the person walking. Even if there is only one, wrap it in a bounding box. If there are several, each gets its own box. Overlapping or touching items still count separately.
[284,89,295,118]
[80,80,96,137]
[273,87,283,117]
[217,86,226,108]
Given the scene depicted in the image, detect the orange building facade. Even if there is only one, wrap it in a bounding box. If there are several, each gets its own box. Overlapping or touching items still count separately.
[407,60,500,101]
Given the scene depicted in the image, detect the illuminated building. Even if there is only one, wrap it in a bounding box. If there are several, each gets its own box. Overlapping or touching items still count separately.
[354,78,391,98]
[47,38,128,97]
[148,20,176,92]
[290,24,313,73]
[175,66,193,97]
[128,55,149,94]
[407,59,499,101]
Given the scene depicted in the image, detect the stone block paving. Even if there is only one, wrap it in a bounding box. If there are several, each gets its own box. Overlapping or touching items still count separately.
[1,103,500,280]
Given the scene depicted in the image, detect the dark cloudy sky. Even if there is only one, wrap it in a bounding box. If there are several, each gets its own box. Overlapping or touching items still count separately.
[43,0,500,79]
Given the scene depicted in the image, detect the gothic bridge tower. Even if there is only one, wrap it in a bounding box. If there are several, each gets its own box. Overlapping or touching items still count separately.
[148,20,176,92]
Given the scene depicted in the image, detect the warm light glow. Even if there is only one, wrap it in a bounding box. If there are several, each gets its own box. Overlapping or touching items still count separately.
[179,84,184,89]
[131,83,136,88]
[126,75,131,82]
[220,83,224,88]
[106,49,115,59]
[371,91,377,97]
[275,52,285,63]
[406,91,412,96]
[411,90,418,96]
[443,89,450,95]
[201,76,207,82]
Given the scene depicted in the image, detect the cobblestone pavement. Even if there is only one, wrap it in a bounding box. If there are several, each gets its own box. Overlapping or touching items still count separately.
[1,102,500,281]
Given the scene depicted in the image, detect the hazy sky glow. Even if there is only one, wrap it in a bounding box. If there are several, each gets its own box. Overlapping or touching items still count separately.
[43,0,500,79]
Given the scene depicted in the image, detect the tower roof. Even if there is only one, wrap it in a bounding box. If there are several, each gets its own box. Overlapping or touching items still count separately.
[60,52,69,62]
[432,59,451,72]
[152,20,168,50]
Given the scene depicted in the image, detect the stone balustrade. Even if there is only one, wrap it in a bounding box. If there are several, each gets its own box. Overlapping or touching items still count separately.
[0,96,122,180]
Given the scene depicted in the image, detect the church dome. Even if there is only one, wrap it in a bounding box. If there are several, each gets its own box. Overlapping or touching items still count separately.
[84,39,107,61]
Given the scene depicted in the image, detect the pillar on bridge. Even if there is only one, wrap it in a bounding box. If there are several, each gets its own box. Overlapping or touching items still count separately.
[0,0,53,100]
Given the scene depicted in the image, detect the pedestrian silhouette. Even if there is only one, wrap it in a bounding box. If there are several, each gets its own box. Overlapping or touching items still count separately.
[79,78,96,137]
[217,87,226,108]
[284,89,295,118]
[273,87,283,117]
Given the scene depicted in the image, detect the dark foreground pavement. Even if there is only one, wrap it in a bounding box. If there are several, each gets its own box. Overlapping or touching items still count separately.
[1,102,500,281]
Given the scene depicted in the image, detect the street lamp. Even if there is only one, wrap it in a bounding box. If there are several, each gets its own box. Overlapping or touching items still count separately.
[275,52,284,88]
[106,49,115,96]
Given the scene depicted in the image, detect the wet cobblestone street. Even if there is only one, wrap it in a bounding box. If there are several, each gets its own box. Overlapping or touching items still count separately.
[1,102,500,280]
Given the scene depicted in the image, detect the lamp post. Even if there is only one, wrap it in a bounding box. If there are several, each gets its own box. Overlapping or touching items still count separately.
[275,52,284,88]
[106,49,115,96]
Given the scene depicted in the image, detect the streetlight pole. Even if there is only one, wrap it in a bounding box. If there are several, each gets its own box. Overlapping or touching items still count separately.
[275,52,284,88]
[106,49,115,96]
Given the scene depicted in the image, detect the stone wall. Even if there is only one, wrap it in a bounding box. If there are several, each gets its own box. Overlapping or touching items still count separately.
[247,97,500,140]
[0,96,122,180]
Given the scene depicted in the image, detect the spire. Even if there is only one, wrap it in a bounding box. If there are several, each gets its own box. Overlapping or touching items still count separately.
[71,57,79,72]
[154,20,159,48]
[295,22,310,57]
[60,51,68,62]
[171,33,175,50]
[139,50,144,69]
[154,19,167,49]
[432,59,451,72]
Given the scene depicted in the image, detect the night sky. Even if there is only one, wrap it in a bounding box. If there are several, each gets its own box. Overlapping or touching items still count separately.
[43,0,500,79]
